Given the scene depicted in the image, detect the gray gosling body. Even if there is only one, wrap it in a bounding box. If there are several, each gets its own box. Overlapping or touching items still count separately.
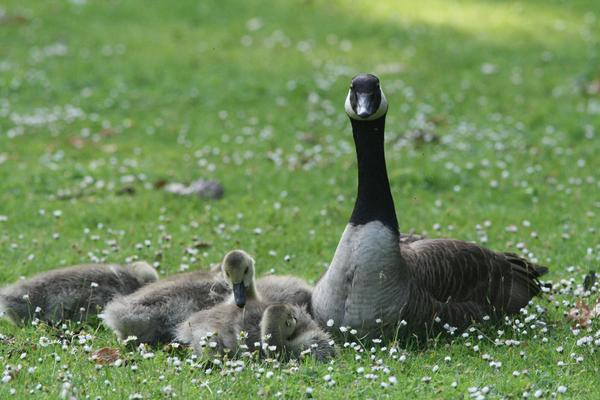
[176,251,334,361]
[176,302,334,362]
[102,250,312,344]
[261,303,336,361]
[0,262,157,326]
[101,269,230,344]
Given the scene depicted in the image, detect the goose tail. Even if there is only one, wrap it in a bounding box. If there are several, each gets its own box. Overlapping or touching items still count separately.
[503,252,551,309]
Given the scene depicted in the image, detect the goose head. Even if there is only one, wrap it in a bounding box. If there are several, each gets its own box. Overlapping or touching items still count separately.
[345,73,388,121]
[260,304,297,345]
[221,250,256,308]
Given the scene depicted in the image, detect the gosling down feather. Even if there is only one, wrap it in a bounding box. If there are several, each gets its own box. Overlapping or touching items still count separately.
[311,74,548,340]
[176,302,335,362]
[176,251,334,361]
[0,262,158,326]
[101,250,312,344]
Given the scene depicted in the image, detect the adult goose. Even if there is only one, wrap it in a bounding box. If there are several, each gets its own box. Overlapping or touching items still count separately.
[311,74,548,340]
[102,250,312,344]
[0,262,158,326]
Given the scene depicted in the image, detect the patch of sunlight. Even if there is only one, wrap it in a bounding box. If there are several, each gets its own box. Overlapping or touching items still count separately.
[336,0,586,48]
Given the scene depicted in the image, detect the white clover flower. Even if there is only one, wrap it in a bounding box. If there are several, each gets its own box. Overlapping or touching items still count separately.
[122,336,138,344]
[557,386,567,393]
[326,319,334,327]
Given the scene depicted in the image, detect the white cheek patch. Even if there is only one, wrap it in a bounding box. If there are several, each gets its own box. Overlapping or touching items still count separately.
[345,89,388,121]
[344,90,355,117]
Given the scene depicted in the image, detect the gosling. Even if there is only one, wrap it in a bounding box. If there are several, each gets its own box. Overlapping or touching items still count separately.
[175,302,335,362]
[0,262,158,326]
[101,250,312,344]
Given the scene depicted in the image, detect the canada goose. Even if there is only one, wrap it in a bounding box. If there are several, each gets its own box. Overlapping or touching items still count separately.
[175,302,335,361]
[0,262,158,326]
[311,74,549,339]
[261,303,336,361]
[101,250,312,344]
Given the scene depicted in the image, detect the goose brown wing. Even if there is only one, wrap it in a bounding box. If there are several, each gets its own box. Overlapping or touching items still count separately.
[403,239,547,318]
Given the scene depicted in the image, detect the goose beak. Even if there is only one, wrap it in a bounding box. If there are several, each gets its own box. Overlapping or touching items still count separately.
[232,283,246,308]
[356,93,378,119]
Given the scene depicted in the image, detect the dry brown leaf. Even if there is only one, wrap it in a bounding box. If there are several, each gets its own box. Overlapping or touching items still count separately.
[69,137,86,149]
[99,128,115,137]
[92,347,121,364]
[566,300,593,328]
[587,79,600,95]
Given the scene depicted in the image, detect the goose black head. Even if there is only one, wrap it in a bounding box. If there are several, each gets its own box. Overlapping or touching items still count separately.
[345,74,388,121]
[221,249,255,308]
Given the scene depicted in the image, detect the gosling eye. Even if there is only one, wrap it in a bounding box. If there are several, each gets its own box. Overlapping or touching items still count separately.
[226,272,230,277]
[244,267,249,274]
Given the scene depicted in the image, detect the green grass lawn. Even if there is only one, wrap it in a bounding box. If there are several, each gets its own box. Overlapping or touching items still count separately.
[1,0,600,398]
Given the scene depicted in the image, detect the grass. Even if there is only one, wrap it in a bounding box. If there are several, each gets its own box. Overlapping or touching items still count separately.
[1,0,599,398]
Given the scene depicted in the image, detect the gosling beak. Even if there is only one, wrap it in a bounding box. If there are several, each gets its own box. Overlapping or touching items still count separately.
[355,92,378,119]
[232,282,246,308]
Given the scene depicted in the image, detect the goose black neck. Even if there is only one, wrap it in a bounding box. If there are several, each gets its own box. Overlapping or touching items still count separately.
[349,116,399,234]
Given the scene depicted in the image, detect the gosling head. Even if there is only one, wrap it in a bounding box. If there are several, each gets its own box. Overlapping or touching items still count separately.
[130,261,159,284]
[345,73,388,121]
[221,250,256,308]
[261,304,297,344]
